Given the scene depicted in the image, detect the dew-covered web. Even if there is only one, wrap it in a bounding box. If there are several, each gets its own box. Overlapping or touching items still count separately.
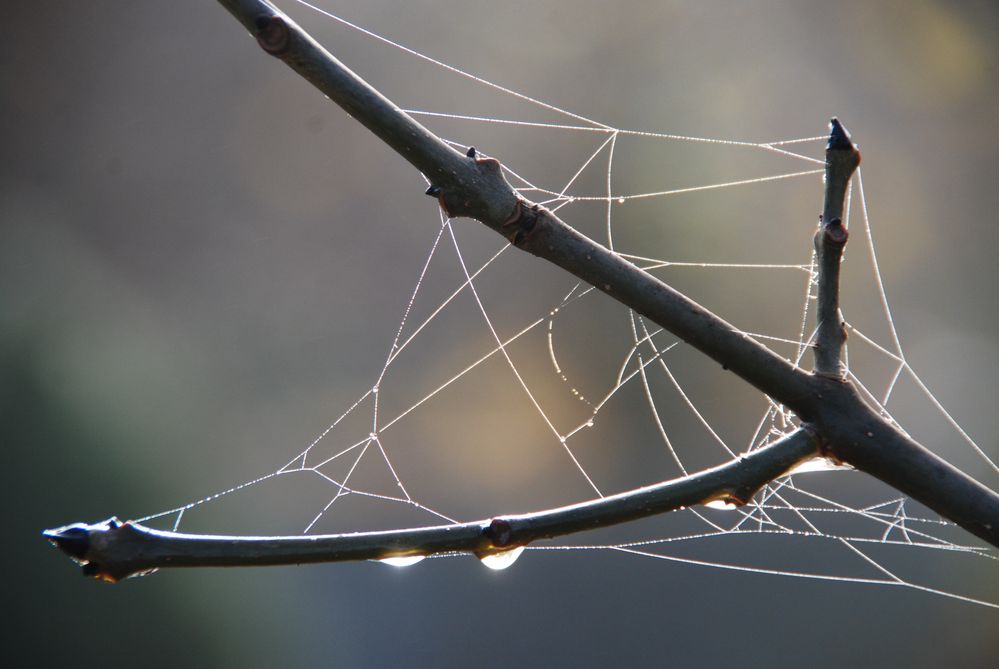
[135,1,998,608]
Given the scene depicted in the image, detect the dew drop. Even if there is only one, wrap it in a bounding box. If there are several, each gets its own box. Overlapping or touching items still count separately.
[616,197,625,204]
[786,456,853,475]
[478,546,525,570]
[372,385,380,394]
[585,419,594,428]
[369,432,378,440]
[704,498,741,511]
[378,555,426,567]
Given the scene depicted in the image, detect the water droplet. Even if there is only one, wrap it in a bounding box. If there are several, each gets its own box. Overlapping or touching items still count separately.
[378,555,425,567]
[372,385,379,394]
[616,197,625,204]
[369,432,378,441]
[585,419,594,428]
[478,546,525,570]
[786,456,853,475]
[704,499,741,511]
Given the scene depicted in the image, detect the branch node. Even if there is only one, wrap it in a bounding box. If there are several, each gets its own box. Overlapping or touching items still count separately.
[423,185,453,217]
[821,217,848,246]
[500,199,542,246]
[426,156,512,221]
[254,15,289,55]
[483,518,514,548]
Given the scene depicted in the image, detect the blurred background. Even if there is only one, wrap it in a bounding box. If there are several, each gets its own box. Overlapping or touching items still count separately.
[4,1,998,666]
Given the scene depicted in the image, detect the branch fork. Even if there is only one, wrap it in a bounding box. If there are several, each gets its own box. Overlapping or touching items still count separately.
[43,1,999,580]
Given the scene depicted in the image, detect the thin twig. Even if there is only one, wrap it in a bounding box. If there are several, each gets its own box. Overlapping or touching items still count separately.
[813,119,859,376]
[44,430,818,581]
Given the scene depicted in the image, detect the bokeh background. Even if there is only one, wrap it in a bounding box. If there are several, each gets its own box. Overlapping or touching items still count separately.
[4,1,998,666]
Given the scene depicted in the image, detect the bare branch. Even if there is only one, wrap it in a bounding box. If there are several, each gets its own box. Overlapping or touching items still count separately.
[210,1,999,546]
[217,0,819,412]
[43,430,819,581]
[813,119,860,376]
[41,0,999,580]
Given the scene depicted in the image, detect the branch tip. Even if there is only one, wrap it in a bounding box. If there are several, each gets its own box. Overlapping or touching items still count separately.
[43,523,92,561]
[44,518,142,582]
[827,118,853,152]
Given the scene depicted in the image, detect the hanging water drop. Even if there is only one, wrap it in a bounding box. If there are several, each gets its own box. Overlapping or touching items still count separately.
[478,545,525,570]
[786,456,853,475]
[704,497,742,511]
[616,197,625,204]
[585,419,594,428]
[378,555,426,567]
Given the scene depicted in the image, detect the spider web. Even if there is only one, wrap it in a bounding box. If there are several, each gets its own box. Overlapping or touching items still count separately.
[132,1,998,609]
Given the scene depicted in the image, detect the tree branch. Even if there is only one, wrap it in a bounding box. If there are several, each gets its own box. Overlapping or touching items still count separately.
[813,119,857,376]
[239,0,824,411]
[43,430,818,582]
[43,0,999,579]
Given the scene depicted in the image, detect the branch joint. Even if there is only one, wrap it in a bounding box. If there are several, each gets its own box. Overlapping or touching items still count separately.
[500,199,542,246]
[254,14,290,55]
